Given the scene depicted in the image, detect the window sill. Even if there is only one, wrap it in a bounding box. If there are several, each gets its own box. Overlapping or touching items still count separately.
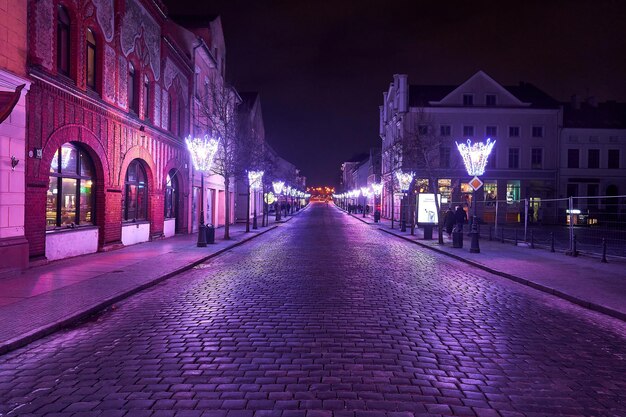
[46,225,98,235]
[122,220,150,226]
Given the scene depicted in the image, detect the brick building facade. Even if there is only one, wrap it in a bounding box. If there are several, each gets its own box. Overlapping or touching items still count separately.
[25,0,194,261]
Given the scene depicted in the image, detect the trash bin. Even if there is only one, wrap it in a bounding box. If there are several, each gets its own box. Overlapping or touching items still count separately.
[374,211,381,223]
[452,230,463,248]
[423,224,433,240]
[206,225,215,244]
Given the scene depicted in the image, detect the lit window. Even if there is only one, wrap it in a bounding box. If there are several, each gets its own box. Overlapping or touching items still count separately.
[86,29,96,90]
[47,143,95,229]
[124,160,148,221]
[57,6,71,75]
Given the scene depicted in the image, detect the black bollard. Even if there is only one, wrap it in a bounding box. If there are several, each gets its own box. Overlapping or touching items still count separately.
[530,229,535,249]
[550,232,555,253]
[514,229,518,246]
[489,226,492,241]
[601,238,608,263]
[572,235,578,257]
[501,227,505,243]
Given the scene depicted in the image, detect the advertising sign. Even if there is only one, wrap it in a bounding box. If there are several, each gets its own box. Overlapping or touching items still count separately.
[417,193,441,224]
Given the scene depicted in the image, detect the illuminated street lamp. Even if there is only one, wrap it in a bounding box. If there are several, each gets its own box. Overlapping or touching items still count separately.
[272,181,284,221]
[248,170,264,230]
[371,182,383,223]
[396,171,414,232]
[186,135,219,247]
[361,187,371,218]
[455,138,496,253]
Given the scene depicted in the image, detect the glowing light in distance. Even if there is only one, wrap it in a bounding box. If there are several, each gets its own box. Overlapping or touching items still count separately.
[247,170,264,190]
[272,181,285,195]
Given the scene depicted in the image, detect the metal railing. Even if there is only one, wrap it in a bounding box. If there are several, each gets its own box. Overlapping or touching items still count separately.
[442,195,626,259]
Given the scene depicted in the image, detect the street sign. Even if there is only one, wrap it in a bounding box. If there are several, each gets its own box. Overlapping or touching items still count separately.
[469,176,483,191]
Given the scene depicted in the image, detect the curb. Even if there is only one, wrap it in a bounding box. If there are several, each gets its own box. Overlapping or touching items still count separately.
[0,224,281,356]
[377,228,626,322]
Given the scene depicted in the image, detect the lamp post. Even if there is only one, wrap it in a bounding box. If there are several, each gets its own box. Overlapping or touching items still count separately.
[248,171,263,230]
[272,181,284,221]
[186,135,219,247]
[361,187,371,218]
[455,138,496,253]
[371,182,383,223]
[396,171,414,232]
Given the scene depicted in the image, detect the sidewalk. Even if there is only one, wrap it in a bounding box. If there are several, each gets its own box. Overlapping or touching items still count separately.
[341,206,626,321]
[0,208,306,355]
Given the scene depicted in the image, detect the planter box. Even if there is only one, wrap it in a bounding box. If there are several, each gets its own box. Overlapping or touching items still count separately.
[45,227,99,261]
[121,222,150,246]
[164,218,176,238]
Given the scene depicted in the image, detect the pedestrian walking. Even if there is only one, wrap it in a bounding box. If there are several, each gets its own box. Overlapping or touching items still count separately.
[444,206,455,238]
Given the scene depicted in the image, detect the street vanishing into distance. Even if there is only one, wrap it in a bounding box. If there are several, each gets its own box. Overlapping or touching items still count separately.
[1,203,626,417]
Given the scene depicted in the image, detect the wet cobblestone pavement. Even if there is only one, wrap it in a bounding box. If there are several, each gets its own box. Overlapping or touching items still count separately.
[1,204,626,417]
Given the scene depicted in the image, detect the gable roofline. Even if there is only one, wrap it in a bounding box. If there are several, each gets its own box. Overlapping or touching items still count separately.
[429,70,530,107]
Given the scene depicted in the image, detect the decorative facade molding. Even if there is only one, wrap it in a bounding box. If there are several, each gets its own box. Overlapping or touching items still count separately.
[120,0,161,80]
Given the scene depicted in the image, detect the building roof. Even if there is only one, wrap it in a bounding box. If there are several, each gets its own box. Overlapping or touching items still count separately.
[408,81,560,109]
[563,100,626,129]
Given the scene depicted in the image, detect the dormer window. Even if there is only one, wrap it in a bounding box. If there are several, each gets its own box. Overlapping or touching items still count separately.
[463,94,474,106]
[486,94,496,106]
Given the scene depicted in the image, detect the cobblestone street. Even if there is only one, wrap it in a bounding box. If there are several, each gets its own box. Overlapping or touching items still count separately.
[1,203,625,417]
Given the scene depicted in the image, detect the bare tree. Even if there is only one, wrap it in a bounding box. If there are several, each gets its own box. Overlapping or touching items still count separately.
[404,108,461,243]
[195,75,247,240]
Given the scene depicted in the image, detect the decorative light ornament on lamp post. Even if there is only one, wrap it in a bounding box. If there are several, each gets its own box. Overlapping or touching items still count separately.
[186,135,219,247]
[371,182,383,223]
[248,170,264,230]
[272,181,284,221]
[455,138,496,253]
[396,171,414,232]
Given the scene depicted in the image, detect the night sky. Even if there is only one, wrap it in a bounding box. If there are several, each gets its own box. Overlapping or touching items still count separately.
[164,0,626,186]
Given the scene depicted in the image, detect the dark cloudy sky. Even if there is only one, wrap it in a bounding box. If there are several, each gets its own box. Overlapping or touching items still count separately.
[165,0,626,186]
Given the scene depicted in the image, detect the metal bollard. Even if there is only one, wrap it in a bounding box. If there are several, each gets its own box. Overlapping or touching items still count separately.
[572,235,578,257]
[530,229,534,249]
[501,227,505,243]
[550,232,555,253]
[514,229,518,246]
[601,238,608,263]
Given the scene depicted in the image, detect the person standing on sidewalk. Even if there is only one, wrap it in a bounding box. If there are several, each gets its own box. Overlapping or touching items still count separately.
[454,205,467,233]
[444,206,455,238]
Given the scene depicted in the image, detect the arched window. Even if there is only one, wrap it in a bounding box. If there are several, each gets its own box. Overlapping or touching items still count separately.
[124,160,148,221]
[57,5,71,75]
[128,63,137,113]
[142,75,150,121]
[86,29,97,90]
[164,170,178,219]
[47,143,95,229]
